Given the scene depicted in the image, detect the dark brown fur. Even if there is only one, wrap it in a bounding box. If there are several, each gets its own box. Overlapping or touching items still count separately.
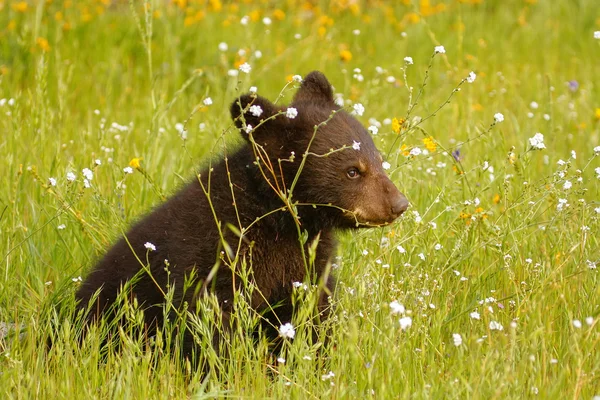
[75,71,408,360]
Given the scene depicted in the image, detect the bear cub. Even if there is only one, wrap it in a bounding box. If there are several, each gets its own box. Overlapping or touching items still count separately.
[75,71,408,359]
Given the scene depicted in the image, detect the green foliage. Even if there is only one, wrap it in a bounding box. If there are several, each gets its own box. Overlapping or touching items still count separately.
[1,0,599,398]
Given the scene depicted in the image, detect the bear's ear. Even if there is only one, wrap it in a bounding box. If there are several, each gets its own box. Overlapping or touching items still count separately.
[230,94,283,139]
[292,71,335,105]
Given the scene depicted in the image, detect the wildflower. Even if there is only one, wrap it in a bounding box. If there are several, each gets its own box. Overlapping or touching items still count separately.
[573,319,582,329]
[95,159,102,165]
[563,180,572,190]
[57,224,66,230]
[528,133,546,149]
[351,141,361,151]
[227,69,239,77]
[397,245,406,253]
[144,242,156,251]
[279,322,296,339]
[434,45,446,54]
[203,97,213,106]
[72,276,82,283]
[292,74,303,83]
[391,117,404,134]
[285,107,298,119]
[530,101,539,109]
[595,167,600,179]
[422,137,437,152]
[399,316,412,330]
[262,17,272,25]
[452,149,462,161]
[586,316,594,325]
[368,125,378,135]
[567,80,579,92]
[587,260,597,269]
[292,281,308,290]
[595,31,600,39]
[66,172,76,182]
[404,56,414,65]
[470,311,480,320]
[418,253,425,260]
[123,166,134,174]
[434,244,442,251]
[244,124,253,134]
[382,161,391,170]
[249,105,263,117]
[489,321,504,331]
[340,50,353,62]
[48,177,57,186]
[175,123,184,133]
[594,146,600,155]
[321,371,335,381]
[556,198,568,211]
[129,158,142,169]
[409,147,422,156]
[218,42,228,51]
[82,168,93,181]
[83,179,91,188]
[494,113,504,123]
[466,71,476,83]
[254,50,262,59]
[452,333,462,346]
[571,150,576,159]
[239,63,251,74]
[277,357,285,364]
[389,301,405,315]
[353,29,360,35]
[353,103,365,116]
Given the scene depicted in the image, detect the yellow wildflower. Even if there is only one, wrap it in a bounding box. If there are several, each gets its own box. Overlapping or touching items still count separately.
[36,37,51,52]
[273,9,285,21]
[12,1,28,12]
[339,49,352,62]
[422,136,437,152]
[595,108,600,119]
[392,117,405,134]
[492,193,501,204]
[459,212,471,219]
[400,144,410,157]
[129,157,143,169]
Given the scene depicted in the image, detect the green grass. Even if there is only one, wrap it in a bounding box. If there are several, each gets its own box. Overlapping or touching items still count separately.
[1,0,599,398]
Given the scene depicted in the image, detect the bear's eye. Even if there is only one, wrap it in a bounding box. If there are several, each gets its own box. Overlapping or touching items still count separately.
[346,167,360,179]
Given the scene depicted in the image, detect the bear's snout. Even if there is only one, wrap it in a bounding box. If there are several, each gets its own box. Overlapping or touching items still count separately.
[390,193,409,218]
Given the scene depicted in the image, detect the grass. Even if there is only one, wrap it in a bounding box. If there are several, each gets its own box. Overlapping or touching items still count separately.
[1,0,599,398]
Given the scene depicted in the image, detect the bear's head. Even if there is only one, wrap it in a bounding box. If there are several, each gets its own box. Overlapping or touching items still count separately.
[230,71,408,229]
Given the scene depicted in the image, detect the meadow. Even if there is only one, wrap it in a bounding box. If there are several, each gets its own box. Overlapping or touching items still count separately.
[1,0,599,398]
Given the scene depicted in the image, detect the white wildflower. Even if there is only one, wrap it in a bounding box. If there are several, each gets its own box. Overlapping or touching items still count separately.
[285,107,298,119]
[528,132,546,150]
[494,113,504,123]
[144,242,156,251]
[353,103,365,116]
[203,97,213,106]
[466,71,476,83]
[452,333,462,346]
[404,56,414,65]
[489,321,504,331]
[382,161,391,170]
[249,104,263,117]
[279,322,296,339]
[399,316,412,330]
[434,45,446,54]
[239,63,251,74]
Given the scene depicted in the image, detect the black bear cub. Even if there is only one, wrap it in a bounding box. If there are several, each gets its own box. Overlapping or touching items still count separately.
[75,71,408,359]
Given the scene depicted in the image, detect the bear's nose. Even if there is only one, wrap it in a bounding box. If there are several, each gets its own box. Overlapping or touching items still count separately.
[391,194,409,217]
